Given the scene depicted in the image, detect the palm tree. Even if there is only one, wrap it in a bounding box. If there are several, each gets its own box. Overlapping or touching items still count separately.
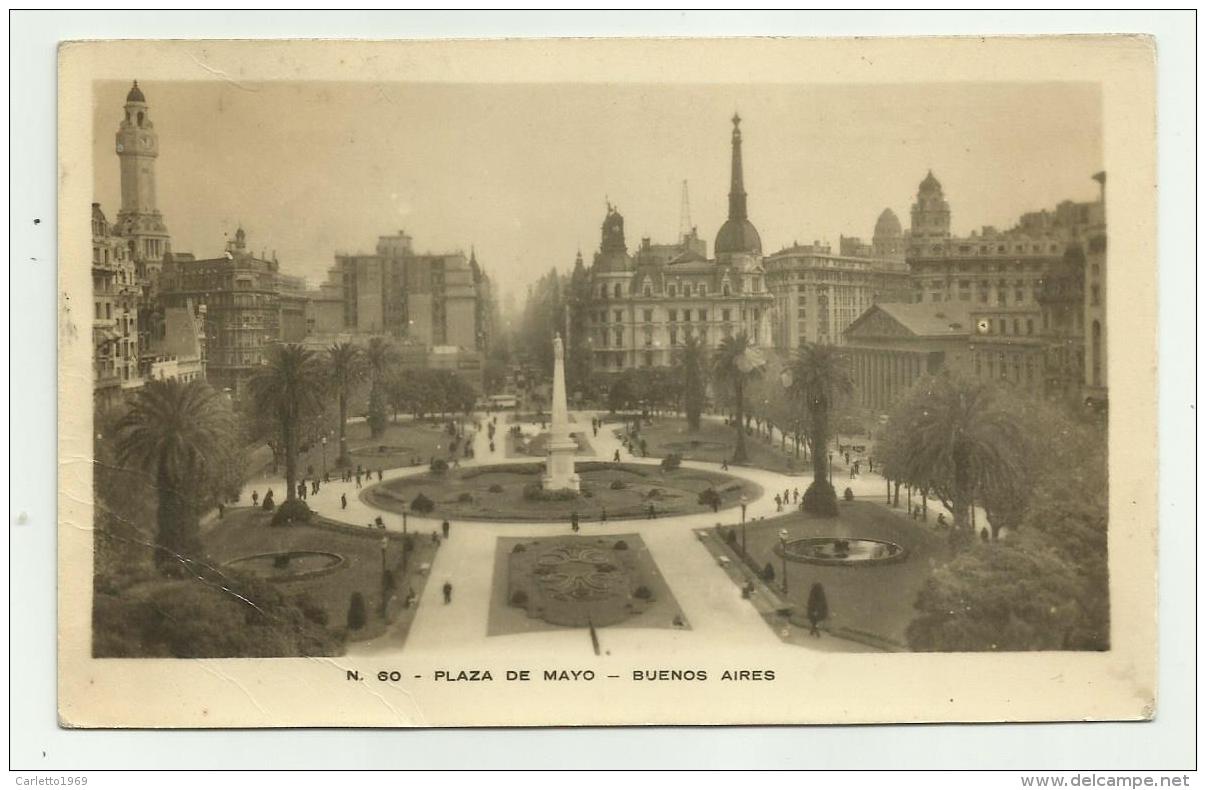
[365,337,399,438]
[677,334,708,431]
[789,343,854,515]
[883,375,1027,535]
[249,344,327,511]
[712,331,763,464]
[115,378,235,571]
[326,342,366,467]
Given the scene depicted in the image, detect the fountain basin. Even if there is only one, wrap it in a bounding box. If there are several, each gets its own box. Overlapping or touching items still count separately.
[776,537,907,567]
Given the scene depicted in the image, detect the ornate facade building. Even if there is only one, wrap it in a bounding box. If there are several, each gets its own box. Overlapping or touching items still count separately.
[92,202,143,410]
[158,227,283,399]
[764,214,911,351]
[844,171,1108,411]
[584,115,774,374]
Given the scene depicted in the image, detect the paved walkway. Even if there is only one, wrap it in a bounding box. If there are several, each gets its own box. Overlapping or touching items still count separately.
[238,410,936,658]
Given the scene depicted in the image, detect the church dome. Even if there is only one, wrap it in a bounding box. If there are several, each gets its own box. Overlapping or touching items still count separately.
[919,169,942,194]
[714,218,762,256]
[126,80,146,103]
[874,208,902,238]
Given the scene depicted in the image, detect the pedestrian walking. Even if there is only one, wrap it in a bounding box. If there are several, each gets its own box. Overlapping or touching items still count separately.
[806,583,829,638]
[251,490,259,507]
[377,468,383,482]
[721,459,729,471]
[340,493,347,510]
[442,519,450,539]
[647,503,657,519]
[443,581,453,604]
[217,502,225,520]
[571,511,580,533]
[600,507,607,524]
[613,449,621,462]
[793,488,799,504]
[355,472,362,489]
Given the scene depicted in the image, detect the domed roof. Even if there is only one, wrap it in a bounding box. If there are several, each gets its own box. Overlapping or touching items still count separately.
[919,169,942,193]
[714,218,762,256]
[126,80,146,103]
[874,208,902,238]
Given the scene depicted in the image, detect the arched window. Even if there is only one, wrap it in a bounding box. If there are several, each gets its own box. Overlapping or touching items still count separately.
[137,111,144,126]
[668,284,677,297]
[643,285,651,297]
[601,284,608,299]
[614,283,622,299]
[722,283,730,296]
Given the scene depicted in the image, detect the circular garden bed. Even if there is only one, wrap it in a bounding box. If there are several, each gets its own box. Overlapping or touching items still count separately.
[362,460,760,522]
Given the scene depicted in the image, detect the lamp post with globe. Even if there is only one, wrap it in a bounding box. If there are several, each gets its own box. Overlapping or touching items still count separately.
[321,434,328,477]
[739,494,749,554]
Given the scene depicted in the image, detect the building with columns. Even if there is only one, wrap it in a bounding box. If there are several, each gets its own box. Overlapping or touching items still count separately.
[844,171,1108,411]
[112,81,171,287]
[92,202,143,411]
[584,114,774,374]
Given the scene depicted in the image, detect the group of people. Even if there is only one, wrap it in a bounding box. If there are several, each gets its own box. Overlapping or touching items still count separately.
[772,488,802,512]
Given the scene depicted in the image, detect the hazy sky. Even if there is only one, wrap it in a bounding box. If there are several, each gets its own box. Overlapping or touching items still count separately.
[92,80,1101,303]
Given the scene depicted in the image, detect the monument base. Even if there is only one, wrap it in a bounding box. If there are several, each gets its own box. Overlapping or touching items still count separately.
[544,440,581,492]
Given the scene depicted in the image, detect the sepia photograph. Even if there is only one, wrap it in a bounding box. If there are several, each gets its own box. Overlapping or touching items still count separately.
[54,35,1159,730]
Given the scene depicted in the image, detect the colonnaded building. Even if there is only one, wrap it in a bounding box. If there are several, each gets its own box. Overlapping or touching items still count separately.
[843,171,1108,411]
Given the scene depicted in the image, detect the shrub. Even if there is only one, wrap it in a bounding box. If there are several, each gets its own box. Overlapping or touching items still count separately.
[347,592,367,631]
[430,458,449,475]
[457,492,474,503]
[844,487,855,502]
[511,543,527,553]
[802,480,840,517]
[660,453,682,471]
[488,484,504,494]
[595,563,617,573]
[724,528,738,545]
[633,585,653,600]
[698,488,722,511]
[613,540,629,551]
[410,493,435,514]
[273,554,291,569]
[270,498,312,526]
[762,563,776,582]
[609,479,627,490]
[522,481,578,502]
[645,487,663,500]
[510,589,529,607]
[402,534,415,552]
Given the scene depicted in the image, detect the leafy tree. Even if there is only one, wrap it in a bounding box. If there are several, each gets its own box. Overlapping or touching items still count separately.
[788,343,853,516]
[249,344,327,514]
[366,384,388,438]
[712,331,763,464]
[326,342,366,467]
[114,379,236,572]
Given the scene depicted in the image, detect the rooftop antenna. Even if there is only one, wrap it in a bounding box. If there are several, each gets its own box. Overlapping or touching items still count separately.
[679,180,692,242]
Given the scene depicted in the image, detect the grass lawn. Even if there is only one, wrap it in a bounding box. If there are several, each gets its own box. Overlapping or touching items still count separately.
[629,417,809,476]
[204,507,440,643]
[362,461,761,522]
[294,418,471,478]
[713,501,949,650]
[487,533,688,636]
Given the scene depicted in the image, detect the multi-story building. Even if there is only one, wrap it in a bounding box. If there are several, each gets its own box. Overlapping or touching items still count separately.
[844,172,1107,411]
[1082,173,1107,407]
[585,114,775,374]
[764,231,911,350]
[92,202,143,411]
[159,227,287,399]
[327,231,481,351]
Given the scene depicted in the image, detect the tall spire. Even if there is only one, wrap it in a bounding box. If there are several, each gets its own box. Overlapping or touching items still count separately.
[728,112,747,221]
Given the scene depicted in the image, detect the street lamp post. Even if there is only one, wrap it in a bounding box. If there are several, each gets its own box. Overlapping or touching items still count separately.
[380,534,390,617]
[778,528,789,594]
[739,494,749,554]
[321,435,328,477]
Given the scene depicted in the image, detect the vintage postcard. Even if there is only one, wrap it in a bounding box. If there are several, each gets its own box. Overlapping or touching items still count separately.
[58,36,1157,728]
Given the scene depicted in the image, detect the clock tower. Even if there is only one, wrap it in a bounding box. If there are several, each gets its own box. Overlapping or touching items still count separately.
[115,81,170,281]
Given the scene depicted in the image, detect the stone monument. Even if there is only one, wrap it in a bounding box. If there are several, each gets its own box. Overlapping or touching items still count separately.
[543,333,580,492]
